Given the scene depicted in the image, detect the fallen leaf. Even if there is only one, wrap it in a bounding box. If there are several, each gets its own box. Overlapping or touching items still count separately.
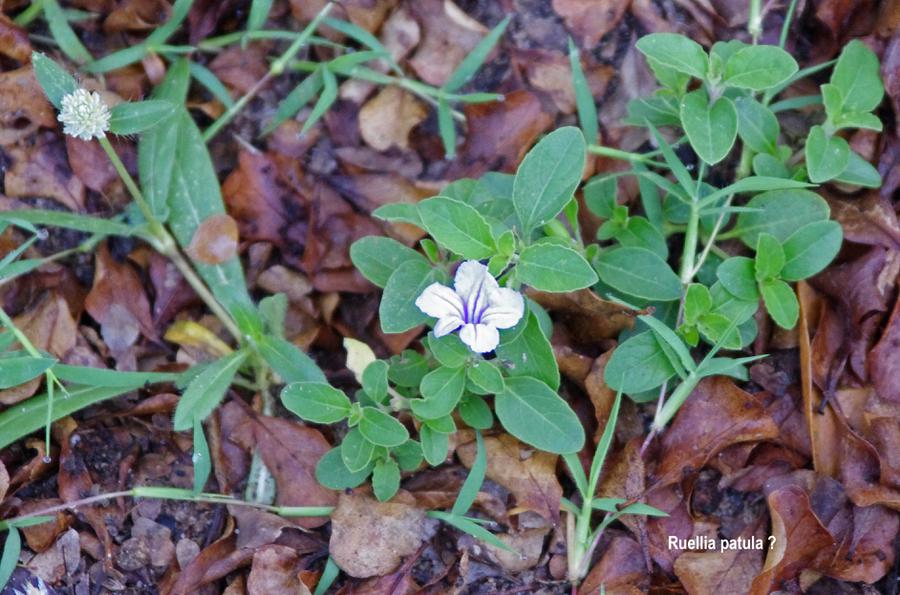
[229,407,337,529]
[673,526,765,595]
[581,534,648,595]
[329,490,433,578]
[527,288,635,343]
[359,86,428,151]
[654,377,780,486]
[186,213,240,265]
[4,138,85,210]
[408,0,486,86]
[552,0,631,47]
[247,545,311,595]
[0,13,32,62]
[484,527,548,572]
[825,192,900,251]
[869,289,900,403]
[85,243,158,354]
[0,66,55,145]
[458,434,563,525]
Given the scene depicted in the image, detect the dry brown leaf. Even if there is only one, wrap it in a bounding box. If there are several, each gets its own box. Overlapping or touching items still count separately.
[222,147,297,245]
[749,486,835,595]
[484,527,548,572]
[0,13,32,62]
[581,534,648,595]
[359,86,427,151]
[0,66,55,146]
[654,377,780,486]
[458,433,563,524]
[408,0,486,86]
[247,545,311,595]
[673,526,765,595]
[208,45,269,95]
[229,410,336,529]
[18,499,68,552]
[527,288,635,343]
[825,192,900,250]
[104,0,171,32]
[186,213,240,265]
[552,0,631,47]
[85,243,157,354]
[869,290,900,403]
[4,139,85,210]
[163,534,254,595]
[329,490,432,578]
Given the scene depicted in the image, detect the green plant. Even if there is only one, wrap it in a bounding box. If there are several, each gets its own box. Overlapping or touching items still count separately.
[580,33,883,437]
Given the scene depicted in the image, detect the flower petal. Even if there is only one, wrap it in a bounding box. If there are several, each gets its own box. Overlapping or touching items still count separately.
[482,288,525,329]
[458,323,500,353]
[454,260,498,299]
[433,315,464,337]
[415,283,464,319]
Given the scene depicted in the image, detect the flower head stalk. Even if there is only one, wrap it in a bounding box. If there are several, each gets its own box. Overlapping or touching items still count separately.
[415,260,524,353]
[58,88,110,141]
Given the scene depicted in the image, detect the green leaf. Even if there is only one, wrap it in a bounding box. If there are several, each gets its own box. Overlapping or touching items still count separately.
[513,127,586,234]
[781,221,843,281]
[265,68,324,134]
[0,209,136,237]
[646,122,695,196]
[427,511,515,553]
[0,528,21,591]
[247,0,273,32]
[459,395,494,429]
[257,335,326,383]
[359,407,409,448]
[467,360,505,394]
[302,66,337,135]
[517,244,597,292]
[635,33,708,79]
[641,315,695,374]
[444,15,510,92]
[173,351,248,431]
[595,247,682,301]
[372,458,400,502]
[43,0,92,64]
[735,96,779,154]
[568,37,598,143]
[834,150,882,188]
[412,366,466,420]
[388,351,430,388]
[830,40,884,114]
[361,360,389,403]
[372,203,423,227]
[427,333,470,369]
[420,424,449,466]
[754,233,785,281]
[85,44,147,74]
[733,189,830,247]
[192,419,211,494]
[452,430,486,515]
[604,331,676,394]
[495,311,559,390]
[350,236,426,288]
[716,257,760,301]
[0,355,56,389]
[495,376,584,454]
[418,197,495,259]
[107,100,176,135]
[625,95,681,127]
[379,260,439,333]
[683,284,711,326]
[281,382,352,424]
[722,45,798,90]
[805,125,850,183]
[761,278,799,329]
[316,447,370,489]
[189,62,236,109]
[394,440,424,471]
[31,52,78,109]
[52,365,179,387]
[834,111,882,132]
[341,428,375,473]
[680,89,738,165]
[614,216,668,259]
[425,415,456,434]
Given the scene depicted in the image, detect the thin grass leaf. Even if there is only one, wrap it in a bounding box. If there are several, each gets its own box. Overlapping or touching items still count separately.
[246,0,273,33]
[172,350,248,431]
[588,390,622,489]
[443,15,510,93]
[301,66,337,135]
[427,511,516,553]
[85,44,147,73]
[327,50,387,72]
[0,527,20,590]
[52,365,180,387]
[313,557,340,595]
[43,0,92,64]
[646,121,695,197]
[452,430,486,516]
[568,37,598,143]
[437,97,456,159]
[562,452,589,500]
[265,67,325,134]
[453,91,505,103]
[192,419,211,494]
[0,210,137,237]
[145,0,193,47]
[189,62,236,109]
[640,314,696,373]
[323,17,398,71]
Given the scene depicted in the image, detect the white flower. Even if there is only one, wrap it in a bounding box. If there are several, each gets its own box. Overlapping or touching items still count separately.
[57,88,110,140]
[415,260,524,353]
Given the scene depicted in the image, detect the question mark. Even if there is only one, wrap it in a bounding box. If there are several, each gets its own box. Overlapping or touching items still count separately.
[767,536,776,550]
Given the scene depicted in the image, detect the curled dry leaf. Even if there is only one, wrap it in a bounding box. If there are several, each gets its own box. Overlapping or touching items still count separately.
[673,525,765,595]
[4,139,85,210]
[329,490,433,578]
[552,0,631,47]
[408,0,486,86]
[0,67,55,145]
[527,288,635,343]
[457,434,563,525]
[186,213,240,265]
[581,534,648,595]
[869,290,900,403]
[359,86,428,151]
[483,527,548,573]
[825,192,900,251]
[0,13,32,62]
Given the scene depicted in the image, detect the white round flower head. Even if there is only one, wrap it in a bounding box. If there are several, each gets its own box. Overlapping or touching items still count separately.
[57,88,110,141]
[415,260,524,353]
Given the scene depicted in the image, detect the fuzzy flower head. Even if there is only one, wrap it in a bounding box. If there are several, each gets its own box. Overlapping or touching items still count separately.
[415,260,524,353]
[57,88,110,141]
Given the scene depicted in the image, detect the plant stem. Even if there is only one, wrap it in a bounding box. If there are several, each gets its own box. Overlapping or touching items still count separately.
[249,359,276,504]
[679,203,699,284]
[779,0,800,49]
[97,137,243,343]
[1,486,334,529]
[588,145,668,168]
